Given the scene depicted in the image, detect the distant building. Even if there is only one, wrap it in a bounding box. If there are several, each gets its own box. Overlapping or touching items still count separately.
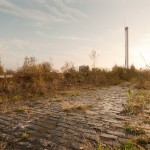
[79,65,89,73]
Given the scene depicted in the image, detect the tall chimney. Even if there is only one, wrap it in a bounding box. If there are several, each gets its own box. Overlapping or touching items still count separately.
[125,27,129,68]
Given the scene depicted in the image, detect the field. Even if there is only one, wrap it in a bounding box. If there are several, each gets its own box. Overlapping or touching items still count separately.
[0,57,150,150]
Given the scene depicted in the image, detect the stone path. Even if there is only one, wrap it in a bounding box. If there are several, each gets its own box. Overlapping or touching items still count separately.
[0,85,149,150]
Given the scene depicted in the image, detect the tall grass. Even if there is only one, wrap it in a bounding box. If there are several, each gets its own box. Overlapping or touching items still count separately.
[0,57,150,102]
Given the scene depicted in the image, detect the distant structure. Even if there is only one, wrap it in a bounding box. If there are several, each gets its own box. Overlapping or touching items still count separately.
[79,65,89,73]
[125,27,129,68]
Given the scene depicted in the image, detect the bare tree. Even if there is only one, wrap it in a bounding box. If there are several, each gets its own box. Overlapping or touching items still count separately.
[89,48,99,68]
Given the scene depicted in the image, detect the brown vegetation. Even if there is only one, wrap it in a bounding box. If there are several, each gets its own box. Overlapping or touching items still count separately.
[0,57,150,104]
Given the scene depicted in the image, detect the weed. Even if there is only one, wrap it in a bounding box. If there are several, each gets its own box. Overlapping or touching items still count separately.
[136,136,149,146]
[96,143,110,150]
[22,133,29,139]
[11,95,23,101]
[122,90,150,115]
[96,140,146,150]
[60,90,81,97]
[124,123,145,136]
[119,140,144,150]
[14,106,30,113]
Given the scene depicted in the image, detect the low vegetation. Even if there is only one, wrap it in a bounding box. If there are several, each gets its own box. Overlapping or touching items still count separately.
[96,139,148,150]
[119,140,145,150]
[1,56,150,104]
[122,89,150,115]
[124,123,145,136]
[59,89,81,97]
[136,136,150,147]
[22,133,30,139]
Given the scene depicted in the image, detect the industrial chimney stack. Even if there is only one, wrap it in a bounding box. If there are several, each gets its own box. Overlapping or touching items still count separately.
[125,27,129,68]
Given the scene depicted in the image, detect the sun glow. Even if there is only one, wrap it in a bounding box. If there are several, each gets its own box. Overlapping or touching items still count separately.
[131,36,150,68]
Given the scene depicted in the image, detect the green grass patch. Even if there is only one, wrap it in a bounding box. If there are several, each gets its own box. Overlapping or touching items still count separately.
[119,140,144,150]
[124,123,145,136]
[22,133,30,139]
[122,90,150,115]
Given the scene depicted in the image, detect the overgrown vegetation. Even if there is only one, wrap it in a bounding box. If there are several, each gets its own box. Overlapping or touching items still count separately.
[122,89,150,115]
[119,140,145,150]
[0,56,150,104]
[0,56,150,149]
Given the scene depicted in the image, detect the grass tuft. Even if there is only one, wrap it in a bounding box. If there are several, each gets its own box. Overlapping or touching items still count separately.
[22,133,30,139]
[119,140,144,150]
[124,123,145,136]
[122,90,150,115]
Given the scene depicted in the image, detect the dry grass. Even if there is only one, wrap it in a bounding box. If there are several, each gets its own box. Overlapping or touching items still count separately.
[119,140,145,150]
[61,101,93,112]
[122,90,150,115]
[143,117,150,124]
[135,136,150,148]
[0,56,150,106]
[96,139,147,150]
[0,101,13,113]
[124,123,145,136]
[14,105,31,113]
[60,90,81,97]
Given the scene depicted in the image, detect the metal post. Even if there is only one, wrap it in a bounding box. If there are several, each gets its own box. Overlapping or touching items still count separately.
[125,27,129,68]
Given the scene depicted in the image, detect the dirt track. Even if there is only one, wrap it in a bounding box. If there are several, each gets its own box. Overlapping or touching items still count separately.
[0,85,149,150]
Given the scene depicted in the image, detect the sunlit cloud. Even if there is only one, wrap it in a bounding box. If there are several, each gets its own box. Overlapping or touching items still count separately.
[0,0,88,24]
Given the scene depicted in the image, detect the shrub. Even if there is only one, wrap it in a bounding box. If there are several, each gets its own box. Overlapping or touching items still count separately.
[0,65,4,75]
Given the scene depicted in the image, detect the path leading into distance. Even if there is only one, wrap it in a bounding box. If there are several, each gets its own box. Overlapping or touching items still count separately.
[0,85,149,149]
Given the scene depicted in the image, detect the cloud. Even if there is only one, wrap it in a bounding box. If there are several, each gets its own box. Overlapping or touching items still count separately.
[0,0,88,23]
[36,31,96,42]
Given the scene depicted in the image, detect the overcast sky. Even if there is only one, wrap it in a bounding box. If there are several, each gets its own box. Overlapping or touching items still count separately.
[0,0,150,70]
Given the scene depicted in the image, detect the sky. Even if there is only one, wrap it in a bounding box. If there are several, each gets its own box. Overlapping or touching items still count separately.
[0,0,150,70]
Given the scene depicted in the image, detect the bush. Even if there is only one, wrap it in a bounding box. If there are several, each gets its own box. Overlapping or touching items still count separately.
[1,58,150,102]
[0,65,4,75]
